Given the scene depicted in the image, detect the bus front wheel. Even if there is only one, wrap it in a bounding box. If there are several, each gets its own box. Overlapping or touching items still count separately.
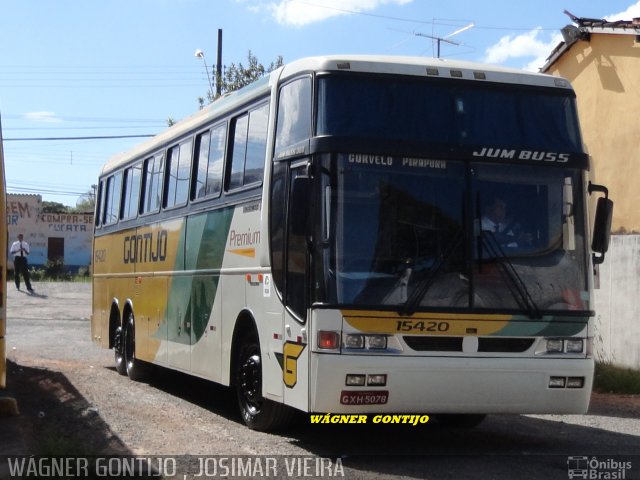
[235,334,293,431]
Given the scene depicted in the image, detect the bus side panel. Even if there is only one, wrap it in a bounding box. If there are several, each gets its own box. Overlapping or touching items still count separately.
[185,209,233,380]
[91,277,108,347]
[137,275,168,365]
[190,275,222,380]
[282,310,309,412]
[92,231,136,347]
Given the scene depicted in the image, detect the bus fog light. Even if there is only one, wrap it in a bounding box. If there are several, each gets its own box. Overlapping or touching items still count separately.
[318,331,340,350]
[549,376,566,388]
[346,374,366,386]
[367,374,387,386]
[546,339,564,353]
[345,334,365,349]
[567,377,584,388]
[367,335,387,350]
[565,339,584,353]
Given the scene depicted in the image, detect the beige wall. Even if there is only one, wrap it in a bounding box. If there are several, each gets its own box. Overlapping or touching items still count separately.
[545,34,640,232]
[6,194,93,269]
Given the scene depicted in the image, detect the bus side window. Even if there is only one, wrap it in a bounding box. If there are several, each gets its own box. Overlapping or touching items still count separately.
[193,123,226,200]
[95,181,104,227]
[194,131,211,199]
[165,139,192,208]
[244,104,268,184]
[142,153,164,214]
[275,76,311,153]
[228,103,268,190]
[121,163,142,220]
[104,172,122,225]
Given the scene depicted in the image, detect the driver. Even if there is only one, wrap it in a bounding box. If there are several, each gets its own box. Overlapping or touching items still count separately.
[481,196,532,247]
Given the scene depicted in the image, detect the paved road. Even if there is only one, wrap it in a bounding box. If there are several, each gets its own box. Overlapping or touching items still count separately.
[2,281,640,480]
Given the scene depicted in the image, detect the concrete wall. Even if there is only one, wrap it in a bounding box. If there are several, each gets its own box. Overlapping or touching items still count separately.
[593,235,640,369]
[6,194,93,271]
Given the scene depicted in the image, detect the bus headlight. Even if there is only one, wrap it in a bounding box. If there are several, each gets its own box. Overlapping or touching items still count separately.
[344,334,388,350]
[565,339,584,353]
[344,334,365,349]
[546,339,564,353]
[367,335,387,350]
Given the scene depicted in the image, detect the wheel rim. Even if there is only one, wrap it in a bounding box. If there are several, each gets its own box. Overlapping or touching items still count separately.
[114,326,125,372]
[238,347,262,415]
[124,316,135,371]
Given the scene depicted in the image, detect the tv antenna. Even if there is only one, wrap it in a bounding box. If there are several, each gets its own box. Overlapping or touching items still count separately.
[414,22,474,58]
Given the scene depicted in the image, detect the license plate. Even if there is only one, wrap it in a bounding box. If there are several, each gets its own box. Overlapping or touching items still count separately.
[340,390,389,405]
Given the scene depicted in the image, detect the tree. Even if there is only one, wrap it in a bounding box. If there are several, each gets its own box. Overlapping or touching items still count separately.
[41,201,71,213]
[198,50,284,109]
[73,185,96,213]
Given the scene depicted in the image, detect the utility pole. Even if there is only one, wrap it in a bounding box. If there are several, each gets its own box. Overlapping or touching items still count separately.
[216,29,223,97]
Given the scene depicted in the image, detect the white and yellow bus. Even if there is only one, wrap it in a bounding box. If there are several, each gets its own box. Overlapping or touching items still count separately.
[92,56,612,431]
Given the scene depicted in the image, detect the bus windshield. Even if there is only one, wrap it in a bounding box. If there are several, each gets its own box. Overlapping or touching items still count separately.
[316,74,582,152]
[317,155,589,314]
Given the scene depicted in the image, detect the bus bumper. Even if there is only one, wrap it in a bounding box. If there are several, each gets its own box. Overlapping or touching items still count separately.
[310,354,593,414]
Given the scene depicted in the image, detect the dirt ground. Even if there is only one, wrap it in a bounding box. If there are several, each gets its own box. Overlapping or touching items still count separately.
[1,280,640,460]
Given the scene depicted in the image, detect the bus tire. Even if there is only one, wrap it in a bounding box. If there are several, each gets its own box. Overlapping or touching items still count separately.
[113,325,127,376]
[123,311,149,382]
[234,333,293,431]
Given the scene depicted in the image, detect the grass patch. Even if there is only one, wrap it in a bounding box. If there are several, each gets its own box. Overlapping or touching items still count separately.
[593,362,640,394]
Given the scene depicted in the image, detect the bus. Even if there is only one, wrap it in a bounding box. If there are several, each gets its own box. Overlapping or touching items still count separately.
[0,115,7,389]
[92,56,613,431]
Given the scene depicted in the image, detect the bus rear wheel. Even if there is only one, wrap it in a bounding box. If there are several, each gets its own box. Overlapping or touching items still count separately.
[113,325,127,376]
[123,311,148,381]
[235,334,293,431]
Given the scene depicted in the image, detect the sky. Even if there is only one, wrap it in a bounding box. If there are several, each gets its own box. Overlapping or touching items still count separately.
[1,0,639,207]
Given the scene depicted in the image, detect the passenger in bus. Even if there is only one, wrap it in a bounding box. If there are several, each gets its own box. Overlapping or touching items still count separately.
[10,233,34,293]
[481,196,532,248]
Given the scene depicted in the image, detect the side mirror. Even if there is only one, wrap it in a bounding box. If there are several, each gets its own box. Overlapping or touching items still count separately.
[588,182,613,265]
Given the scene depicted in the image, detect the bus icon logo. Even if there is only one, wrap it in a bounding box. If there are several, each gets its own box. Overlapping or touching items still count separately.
[567,456,589,479]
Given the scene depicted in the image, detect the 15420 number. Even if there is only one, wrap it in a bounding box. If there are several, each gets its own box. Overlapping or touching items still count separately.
[395,320,450,333]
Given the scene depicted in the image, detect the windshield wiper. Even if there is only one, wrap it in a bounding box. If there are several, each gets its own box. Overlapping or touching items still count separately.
[480,231,541,319]
[400,230,464,316]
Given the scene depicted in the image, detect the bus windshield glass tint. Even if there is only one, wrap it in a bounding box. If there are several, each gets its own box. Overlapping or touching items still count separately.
[318,155,589,313]
[316,75,582,152]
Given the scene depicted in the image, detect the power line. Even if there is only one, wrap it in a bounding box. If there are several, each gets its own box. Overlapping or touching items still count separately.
[290,0,560,31]
[4,134,156,141]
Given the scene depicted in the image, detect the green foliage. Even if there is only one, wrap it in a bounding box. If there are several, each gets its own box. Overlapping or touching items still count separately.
[593,361,640,394]
[199,50,284,108]
[40,201,71,213]
[21,259,90,282]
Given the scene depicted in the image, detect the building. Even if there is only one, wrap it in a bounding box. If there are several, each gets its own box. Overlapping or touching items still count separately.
[6,194,93,272]
[542,14,640,369]
[542,13,640,232]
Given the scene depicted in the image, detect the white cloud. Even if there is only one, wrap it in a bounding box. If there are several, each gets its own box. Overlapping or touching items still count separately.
[484,28,562,72]
[23,111,63,123]
[483,1,640,71]
[606,0,640,21]
[267,0,412,27]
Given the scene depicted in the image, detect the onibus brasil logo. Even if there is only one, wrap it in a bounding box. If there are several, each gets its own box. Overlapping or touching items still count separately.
[567,456,633,479]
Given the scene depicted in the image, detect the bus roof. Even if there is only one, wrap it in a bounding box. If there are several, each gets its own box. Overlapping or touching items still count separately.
[101,55,573,175]
[278,55,570,89]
